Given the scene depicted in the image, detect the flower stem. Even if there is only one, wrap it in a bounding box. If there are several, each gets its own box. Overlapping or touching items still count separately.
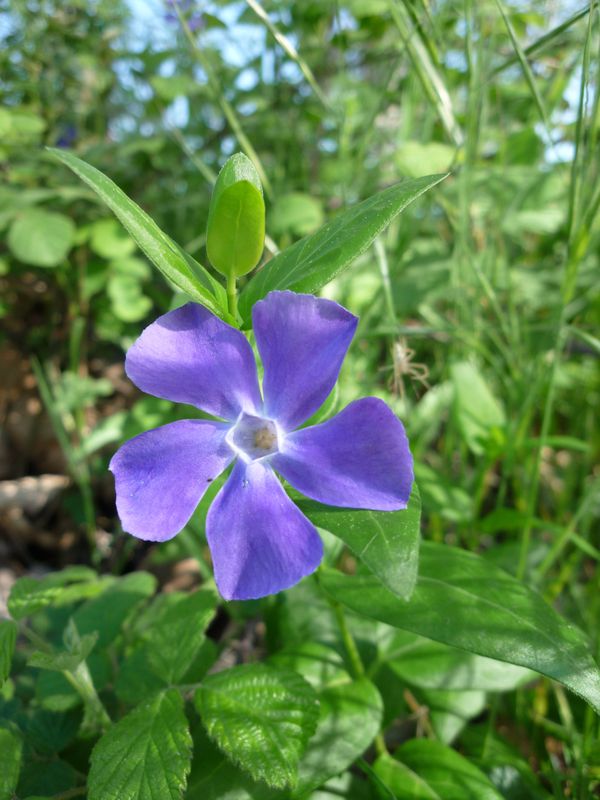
[331,599,365,680]
[227,274,238,320]
[319,576,388,755]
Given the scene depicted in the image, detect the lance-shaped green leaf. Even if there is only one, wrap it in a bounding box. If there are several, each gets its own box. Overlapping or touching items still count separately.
[374,740,504,800]
[88,690,192,800]
[299,484,421,600]
[239,173,447,323]
[207,153,265,278]
[47,148,229,320]
[194,664,319,789]
[380,629,533,691]
[322,542,600,714]
[290,678,383,797]
[0,619,17,686]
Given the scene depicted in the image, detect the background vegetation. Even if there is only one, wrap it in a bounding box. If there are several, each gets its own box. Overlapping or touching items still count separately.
[1,0,599,798]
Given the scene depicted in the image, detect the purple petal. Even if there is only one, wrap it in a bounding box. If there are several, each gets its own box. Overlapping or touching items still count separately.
[110,419,233,541]
[273,397,413,510]
[126,302,261,421]
[253,291,357,431]
[206,460,323,600]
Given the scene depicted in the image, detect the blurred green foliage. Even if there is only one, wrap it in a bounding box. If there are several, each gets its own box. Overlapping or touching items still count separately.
[1,0,600,797]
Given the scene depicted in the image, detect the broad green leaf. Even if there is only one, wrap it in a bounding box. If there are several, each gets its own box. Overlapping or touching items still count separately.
[374,740,504,799]
[22,708,81,755]
[207,153,265,278]
[8,566,97,620]
[239,173,447,323]
[114,646,166,705]
[268,641,348,691]
[186,678,383,800]
[107,272,152,322]
[194,664,319,789]
[17,759,78,799]
[47,148,229,320]
[8,209,75,267]
[90,218,136,258]
[461,727,552,800]
[270,192,324,237]
[423,688,487,744]
[322,542,600,713]
[144,589,217,684]
[290,678,383,798]
[382,629,533,691]
[396,140,457,178]
[88,690,192,800]
[0,726,23,800]
[0,620,16,686]
[73,572,156,647]
[117,637,217,706]
[450,362,506,455]
[299,484,421,601]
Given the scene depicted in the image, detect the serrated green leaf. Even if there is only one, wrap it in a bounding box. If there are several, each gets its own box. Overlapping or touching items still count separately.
[47,148,229,320]
[195,664,319,789]
[374,740,504,799]
[8,567,98,620]
[8,209,75,267]
[88,690,192,800]
[0,620,16,687]
[144,589,217,684]
[186,678,382,800]
[299,484,421,601]
[207,153,265,279]
[115,647,167,705]
[239,173,447,323]
[0,726,23,800]
[322,542,600,713]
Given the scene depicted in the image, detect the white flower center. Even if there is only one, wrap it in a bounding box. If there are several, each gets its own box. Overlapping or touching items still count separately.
[226,412,281,463]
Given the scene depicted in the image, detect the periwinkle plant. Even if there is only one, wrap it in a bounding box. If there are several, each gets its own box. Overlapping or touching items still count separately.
[110,152,413,599]
[4,149,600,800]
[110,290,413,599]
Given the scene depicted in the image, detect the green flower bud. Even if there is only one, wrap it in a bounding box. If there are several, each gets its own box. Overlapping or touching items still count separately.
[206,153,265,279]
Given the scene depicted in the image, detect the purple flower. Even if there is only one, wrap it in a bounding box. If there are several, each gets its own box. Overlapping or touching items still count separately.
[109,291,413,600]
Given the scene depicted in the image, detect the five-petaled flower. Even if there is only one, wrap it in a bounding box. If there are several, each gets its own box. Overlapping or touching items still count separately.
[110,291,413,600]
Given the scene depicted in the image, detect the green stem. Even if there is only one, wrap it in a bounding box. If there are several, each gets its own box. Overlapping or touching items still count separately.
[227,275,238,320]
[331,600,364,679]
[328,597,389,756]
[65,660,111,732]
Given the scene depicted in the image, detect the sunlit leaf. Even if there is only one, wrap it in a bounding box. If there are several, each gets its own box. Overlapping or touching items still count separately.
[322,542,600,713]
